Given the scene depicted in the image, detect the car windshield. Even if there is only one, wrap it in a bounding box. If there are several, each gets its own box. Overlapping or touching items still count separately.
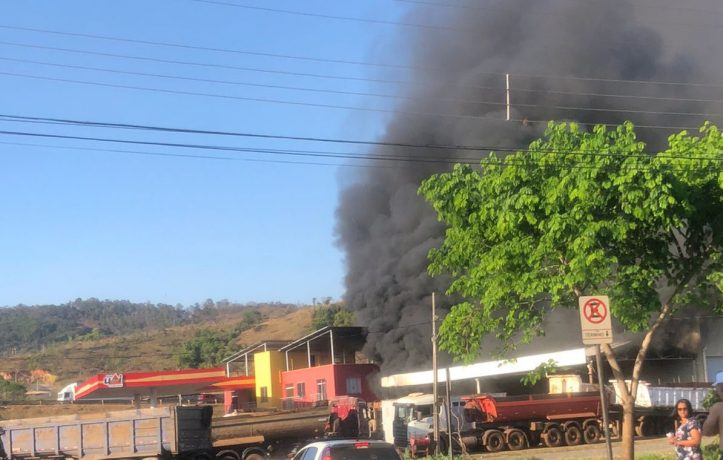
[329,445,399,460]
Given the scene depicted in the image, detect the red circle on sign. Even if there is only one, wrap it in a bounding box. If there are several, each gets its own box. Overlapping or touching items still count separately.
[583,298,607,324]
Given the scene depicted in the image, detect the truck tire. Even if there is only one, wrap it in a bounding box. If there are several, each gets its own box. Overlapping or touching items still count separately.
[635,416,656,437]
[583,423,601,443]
[542,427,563,448]
[505,429,528,451]
[484,430,505,452]
[564,425,582,446]
[216,451,240,460]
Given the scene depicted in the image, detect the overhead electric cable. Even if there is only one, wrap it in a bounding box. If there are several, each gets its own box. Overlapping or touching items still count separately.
[0,40,420,86]
[2,25,723,88]
[0,24,415,70]
[1,71,715,128]
[4,129,721,173]
[4,41,720,107]
[0,56,506,107]
[192,0,452,31]
[2,115,722,162]
[9,56,723,117]
[0,70,515,123]
[0,140,392,169]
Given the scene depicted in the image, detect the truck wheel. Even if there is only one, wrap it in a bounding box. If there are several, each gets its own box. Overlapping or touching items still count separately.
[564,426,582,446]
[636,417,656,437]
[484,430,505,452]
[506,429,528,451]
[542,427,563,448]
[216,451,240,460]
[583,424,601,443]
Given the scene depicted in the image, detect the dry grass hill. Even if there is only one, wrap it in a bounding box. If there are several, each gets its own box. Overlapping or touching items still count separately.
[1,306,315,390]
[1,306,315,421]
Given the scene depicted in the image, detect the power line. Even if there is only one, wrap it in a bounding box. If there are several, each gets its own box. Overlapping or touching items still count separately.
[3,114,720,160]
[509,86,723,106]
[1,120,721,168]
[0,70,514,123]
[0,56,506,108]
[2,70,716,129]
[11,40,722,107]
[0,24,414,70]
[0,140,392,169]
[8,56,723,120]
[0,40,421,87]
[2,24,723,88]
[192,0,452,31]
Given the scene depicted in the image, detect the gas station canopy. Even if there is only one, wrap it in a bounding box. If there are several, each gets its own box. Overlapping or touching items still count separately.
[75,367,254,401]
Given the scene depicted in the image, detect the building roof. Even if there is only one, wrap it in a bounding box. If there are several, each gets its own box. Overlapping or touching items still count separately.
[278,326,366,353]
[380,348,590,388]
[74,368,254,400]
[224,340,294,363]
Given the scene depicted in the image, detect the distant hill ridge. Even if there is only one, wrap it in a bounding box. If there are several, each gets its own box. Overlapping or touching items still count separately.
[0,299,314,384]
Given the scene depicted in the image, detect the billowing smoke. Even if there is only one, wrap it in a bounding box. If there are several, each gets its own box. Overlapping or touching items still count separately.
[336,0,723,373]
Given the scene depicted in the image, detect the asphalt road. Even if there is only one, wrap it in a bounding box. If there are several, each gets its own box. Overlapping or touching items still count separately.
[466,436,674,459]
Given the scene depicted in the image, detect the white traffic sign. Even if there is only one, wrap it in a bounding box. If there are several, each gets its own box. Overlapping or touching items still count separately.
[579,295,613,345]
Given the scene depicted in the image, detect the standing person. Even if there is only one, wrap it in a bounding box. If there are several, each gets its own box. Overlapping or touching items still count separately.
[703,371,723,459]
[668,398,702,460]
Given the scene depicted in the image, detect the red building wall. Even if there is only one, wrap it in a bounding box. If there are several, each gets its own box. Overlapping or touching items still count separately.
[280,363,379,406]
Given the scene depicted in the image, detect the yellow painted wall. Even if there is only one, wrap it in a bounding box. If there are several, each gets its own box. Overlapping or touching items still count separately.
[254,351,285,409]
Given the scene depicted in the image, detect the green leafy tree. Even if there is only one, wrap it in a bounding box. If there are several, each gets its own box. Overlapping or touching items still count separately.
[419,121,723,460]
[235,310,263,333]
[176,329,236,368]
[311,303,354,330]
[0,377,27,400]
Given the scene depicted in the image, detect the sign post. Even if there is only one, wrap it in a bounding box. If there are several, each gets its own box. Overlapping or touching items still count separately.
[579,296,613,460]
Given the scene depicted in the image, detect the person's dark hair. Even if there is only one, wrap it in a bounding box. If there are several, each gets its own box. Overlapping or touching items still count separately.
[672,398,694,420]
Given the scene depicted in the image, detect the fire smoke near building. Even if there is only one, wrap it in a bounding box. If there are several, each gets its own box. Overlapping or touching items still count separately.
[336,0,723,373]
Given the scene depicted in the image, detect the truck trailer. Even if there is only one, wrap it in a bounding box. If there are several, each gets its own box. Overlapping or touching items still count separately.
[395,392,607,455]
[0,406,213,460]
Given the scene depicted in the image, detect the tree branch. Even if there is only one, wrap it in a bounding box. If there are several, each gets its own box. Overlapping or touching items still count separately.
[631,301,672,398]
[602,343,632,405]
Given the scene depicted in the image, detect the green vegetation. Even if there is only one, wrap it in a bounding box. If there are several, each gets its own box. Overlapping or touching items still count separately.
[420,121,723,460]
[0,377,27,400]
[311,301,354,330]
[703,388,722,410]
[176,328,238,368]
[1,299,302,381]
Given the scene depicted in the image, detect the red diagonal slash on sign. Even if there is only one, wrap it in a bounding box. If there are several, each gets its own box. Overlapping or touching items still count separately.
[583,297,607,324]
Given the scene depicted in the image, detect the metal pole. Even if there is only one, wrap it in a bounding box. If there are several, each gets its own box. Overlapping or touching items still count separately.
[505,73,510,121]
[445,367,453,460]
[596,345,613,460]
[432,292,440,456]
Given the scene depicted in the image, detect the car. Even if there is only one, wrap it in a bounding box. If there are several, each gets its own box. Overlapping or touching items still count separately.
[290,440,403,460]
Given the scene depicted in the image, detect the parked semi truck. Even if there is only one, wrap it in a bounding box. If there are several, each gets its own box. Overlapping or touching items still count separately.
[394,392,607,455]
[391,383,711,455]
[0,405,311,460]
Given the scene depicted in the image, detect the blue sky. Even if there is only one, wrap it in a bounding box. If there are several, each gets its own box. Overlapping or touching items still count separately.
[0,1,412,307]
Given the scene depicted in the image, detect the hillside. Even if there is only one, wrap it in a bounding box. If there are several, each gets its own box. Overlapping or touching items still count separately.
[0,304,315,388]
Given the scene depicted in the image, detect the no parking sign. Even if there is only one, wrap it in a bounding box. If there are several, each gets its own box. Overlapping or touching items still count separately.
[579,295,613,345]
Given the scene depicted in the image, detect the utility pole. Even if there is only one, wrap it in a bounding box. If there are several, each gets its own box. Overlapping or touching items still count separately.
[445,367,453,460]
[505,73,511,121]
[432,292,440,456]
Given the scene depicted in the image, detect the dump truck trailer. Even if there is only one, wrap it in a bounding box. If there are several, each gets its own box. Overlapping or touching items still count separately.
[0,406,213,460]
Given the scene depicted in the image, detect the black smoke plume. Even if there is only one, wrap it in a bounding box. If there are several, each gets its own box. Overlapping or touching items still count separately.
[336,0,723,373]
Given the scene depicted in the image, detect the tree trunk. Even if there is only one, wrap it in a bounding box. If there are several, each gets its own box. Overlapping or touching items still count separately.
[621,399,636,460]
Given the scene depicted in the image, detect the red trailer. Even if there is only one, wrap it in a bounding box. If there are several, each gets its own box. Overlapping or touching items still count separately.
[404,392,608,455]
[460,392,605,451]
